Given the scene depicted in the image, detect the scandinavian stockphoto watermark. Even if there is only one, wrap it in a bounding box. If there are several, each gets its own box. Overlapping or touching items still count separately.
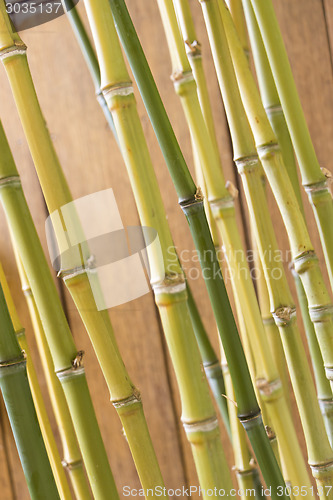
[45,188,291,310]
[45,188,164,310]
[5,0,79,31]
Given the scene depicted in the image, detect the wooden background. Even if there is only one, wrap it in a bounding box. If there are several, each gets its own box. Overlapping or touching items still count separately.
[0,0,332,498]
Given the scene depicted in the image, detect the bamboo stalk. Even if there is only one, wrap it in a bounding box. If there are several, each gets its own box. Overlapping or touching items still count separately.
[11,248,92,500]
[61,0,118,142]
[221,350,264,500]
[218,1,333,397]
[196,0,333,494]
[158,0,308,491]
[0,262,73,500]
[248,0,333,293]
[107,1,289,497]
[84,0,233,494]
[0,5,166,496]
[186,284,231,437]
[241,0,333,446]
[0,120,118,500]
[0,281,60,500]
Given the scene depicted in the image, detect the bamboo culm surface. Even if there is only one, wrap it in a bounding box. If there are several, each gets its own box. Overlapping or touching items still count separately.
[108,0,289,496]
[0,281,60,500]
[249,0,333,293]
[218,0,333,396]
[161,0,309,492]
[0,119,118,500]
[84,0,233,495]
[11,248,92,500]
[0,4,167,497]
[241,0,333,447]
[198,0,333,494]
[0,263,73,500]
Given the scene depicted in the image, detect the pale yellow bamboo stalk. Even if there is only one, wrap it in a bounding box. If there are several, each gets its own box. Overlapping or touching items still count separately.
[0,263,73,500]
[160,0,309,491]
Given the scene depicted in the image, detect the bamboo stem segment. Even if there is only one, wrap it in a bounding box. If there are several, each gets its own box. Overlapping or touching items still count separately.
[0,263,73,500]
[0,120,118,500]
[0,281,60,500]
[12,250,92,500]
[248,0,333,292]
[84,0,233,493]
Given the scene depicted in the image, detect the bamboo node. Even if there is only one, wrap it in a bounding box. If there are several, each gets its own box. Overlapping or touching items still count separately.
[203,360,221,378]
[234,155,259,174]
[210,196,234,212]
[59,255,96,281]
[0,41,27,62]
[61,459,83,471]
[185,40,202,58]
[0,351,26,372]
[304,179,329,196]
[182,416,218,434]
[102,81,134,99]
[309,304,333,324]
[257,142,280,161]
[265,104,283,117]
[0,175,21,189]
[238,411,262,431]
[56,363,85,381]
[256,378,282,397]
[293,250,317,274]
[112,391,141,409]
[310,460,333,474]
[272,306,296,326]
[324,367,333,381]
[318,398,333,416]
[153,272,186,295]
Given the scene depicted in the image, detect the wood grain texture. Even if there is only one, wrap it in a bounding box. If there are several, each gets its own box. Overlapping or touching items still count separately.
[0,1,332,498]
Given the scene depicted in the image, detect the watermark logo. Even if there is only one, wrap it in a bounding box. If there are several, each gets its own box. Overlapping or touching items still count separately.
[45,188,164,310]
[5,0,79,31]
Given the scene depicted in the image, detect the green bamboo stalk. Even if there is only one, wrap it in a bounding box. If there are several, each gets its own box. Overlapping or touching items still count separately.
[108,1,288,497]
[11,248,92,500]
[241,0,333,446]
[197,0,333,494]
[0,281,60,500]
[0,120,118,500]
[158,0,308,491]
[60,0,118,142]
[221,350,264,500]
[291,267,333,448]
[0,6,166,496]
[248,0,333,293]
[186,284,231,437]
[84,0,233,495]
[218,0,333,396]
[225,0,249,57]
[0,263,73,500]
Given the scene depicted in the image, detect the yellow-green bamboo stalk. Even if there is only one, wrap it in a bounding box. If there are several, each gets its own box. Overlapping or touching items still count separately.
[227,0,292,412]
[197,0,333,494]
[241,0,333,445]
[225,0,249,57]
[84,0,233,495]
[0,263,73,500]
[0,120,118,499]
[218,0,333,395]
[0,5,166,496]
[159,0,309,492]
[11,248,92,500]
[249,0,333,293]
[221,350,262,500]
